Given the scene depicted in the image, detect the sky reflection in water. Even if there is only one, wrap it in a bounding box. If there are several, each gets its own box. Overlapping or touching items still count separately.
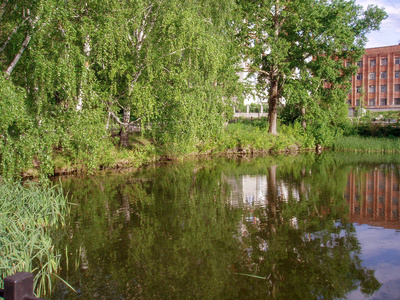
[346,225,400,300]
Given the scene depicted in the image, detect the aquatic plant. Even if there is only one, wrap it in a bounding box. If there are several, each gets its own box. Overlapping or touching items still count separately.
[0,180,70,296]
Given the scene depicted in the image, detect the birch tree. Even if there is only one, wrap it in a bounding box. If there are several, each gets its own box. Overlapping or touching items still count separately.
[145,0,240,153]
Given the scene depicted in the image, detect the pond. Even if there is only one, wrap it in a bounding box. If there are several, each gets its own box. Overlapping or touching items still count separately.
[49,152,400,299]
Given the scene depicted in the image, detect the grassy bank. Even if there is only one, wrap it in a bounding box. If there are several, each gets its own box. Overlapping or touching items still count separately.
[211,120,315,153]
[333,135,400,153]
[35,119,317,177]
[0,181,71,296]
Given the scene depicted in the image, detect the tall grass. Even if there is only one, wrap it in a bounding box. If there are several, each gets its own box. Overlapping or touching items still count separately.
[212,121,315,153]
[334,136,400,153]
[0,180,70,296]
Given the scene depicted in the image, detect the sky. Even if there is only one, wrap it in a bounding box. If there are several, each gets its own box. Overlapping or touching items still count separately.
[355,0,400,48]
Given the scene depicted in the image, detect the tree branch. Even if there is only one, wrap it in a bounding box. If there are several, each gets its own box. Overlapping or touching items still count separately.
[109,110,124,126]
[109,110,141,127]
[5,14,39,76]
[0,17,28,52]
[5,32,31,76]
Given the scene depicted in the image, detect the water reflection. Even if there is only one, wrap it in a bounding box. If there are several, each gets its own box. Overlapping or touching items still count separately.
[346,166,400,229]
[50,154,400,299]
[226,164,380,299]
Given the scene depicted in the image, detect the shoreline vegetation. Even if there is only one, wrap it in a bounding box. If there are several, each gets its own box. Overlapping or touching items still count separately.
[334,136,400,154]
[20,118,317,178]
[0,181,70,297]
[14,117,400,179]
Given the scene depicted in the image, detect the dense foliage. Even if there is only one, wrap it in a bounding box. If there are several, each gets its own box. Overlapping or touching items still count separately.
[0,0,241,177]
[236,0,387,136]
[0,0,387,178]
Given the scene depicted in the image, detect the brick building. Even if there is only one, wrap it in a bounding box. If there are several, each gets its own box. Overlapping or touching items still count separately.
[347,44,400,116]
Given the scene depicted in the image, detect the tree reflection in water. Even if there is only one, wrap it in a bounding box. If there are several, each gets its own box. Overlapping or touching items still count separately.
[230,163,381,299]
[51,155,382,299]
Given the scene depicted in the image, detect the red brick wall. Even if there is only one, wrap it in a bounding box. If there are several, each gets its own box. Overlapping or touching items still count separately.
[348,44,400,112]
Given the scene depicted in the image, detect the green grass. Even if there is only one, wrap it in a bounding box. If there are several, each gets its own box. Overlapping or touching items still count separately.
[333,136,400,153]
[0,180,71,296]
[211,121,315,153]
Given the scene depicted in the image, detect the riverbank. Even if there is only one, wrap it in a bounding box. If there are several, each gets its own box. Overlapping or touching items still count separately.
[17,118,400,179]
[333,136,400,153]
[20,120,316,178]
[333,120,400,153]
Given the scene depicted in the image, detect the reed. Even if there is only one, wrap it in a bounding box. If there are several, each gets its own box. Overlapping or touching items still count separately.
[0,180,70,296]
[333,136,400,153]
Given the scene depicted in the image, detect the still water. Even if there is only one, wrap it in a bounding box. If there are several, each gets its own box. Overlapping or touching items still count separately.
[50,152,400,299]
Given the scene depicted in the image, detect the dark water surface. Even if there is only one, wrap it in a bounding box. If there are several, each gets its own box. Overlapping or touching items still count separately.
[50,153,400,299]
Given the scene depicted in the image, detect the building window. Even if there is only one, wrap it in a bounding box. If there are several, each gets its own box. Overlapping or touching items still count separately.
[381,85,387,93]
[370,59,376,67]
[347,100,351,105]
[356,73,362,80]
[381,58,388,66]
[357,60,363,67]
[395,57,400,65]
[380,98,387,105]
[369,72,376,79]
[395,84,400,92]
[381,71,387,79]
[356,99,360,106]
[395,71,400,78]
[395,98,400,105]
[369,85,375,93]
[356,86,362,93]
[369,99,376,106]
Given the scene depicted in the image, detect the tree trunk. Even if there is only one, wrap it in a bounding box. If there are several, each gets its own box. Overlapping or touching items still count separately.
[119,107,131,147]
[268,77,279,135]
[301,107,306,129]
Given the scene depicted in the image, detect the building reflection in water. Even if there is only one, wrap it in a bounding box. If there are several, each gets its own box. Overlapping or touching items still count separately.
[224,167,383,299]
[346,167,400,229]
[227,175,300,208]
[227,172,302,236]
[228,167,400,230]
